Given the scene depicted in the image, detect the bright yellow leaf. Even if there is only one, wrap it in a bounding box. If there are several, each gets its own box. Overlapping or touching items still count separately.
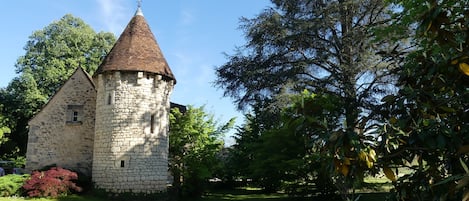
[359,151,367,161]
[383,167,397,181]
[452,59,459,65]
[366,160,373,169]
[368,149,376,162]
[459,62,469,76]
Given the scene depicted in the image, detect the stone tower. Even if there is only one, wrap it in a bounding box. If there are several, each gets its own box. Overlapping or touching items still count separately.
[92,6,176,194]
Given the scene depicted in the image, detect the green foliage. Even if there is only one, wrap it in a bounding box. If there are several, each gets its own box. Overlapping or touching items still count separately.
[0,103,11,154]
[227,90,368,197]
[215,0,397,115]
[0,14,115,158]
[10,157,26,169]
[378,1,469,200]
[250,125,307,192]
[215,1,399,198]
[169,105,235,198]
[0,174,29,197]
[221,100,281,186]
[15,14,115,98]
[0,129,8,148]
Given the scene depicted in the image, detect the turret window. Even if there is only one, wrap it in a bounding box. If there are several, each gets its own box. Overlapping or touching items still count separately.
[107,91,115,105]
[107,93,112,105]
[150,114,155,133]
[115,156,130,168]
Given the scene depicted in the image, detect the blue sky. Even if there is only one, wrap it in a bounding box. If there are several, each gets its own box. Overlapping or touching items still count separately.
[0,0,272,145]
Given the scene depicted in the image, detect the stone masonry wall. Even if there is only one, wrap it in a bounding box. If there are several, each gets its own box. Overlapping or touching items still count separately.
[26,68,96,175]
[92,71,174,194]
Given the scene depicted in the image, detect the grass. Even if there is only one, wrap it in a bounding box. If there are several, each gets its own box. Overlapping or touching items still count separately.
[0,180,392,201]
[194,187,304,201]
[0,194,106,201]
[0,191,389,201]
[361,175,393,193]
[193,187,388,201]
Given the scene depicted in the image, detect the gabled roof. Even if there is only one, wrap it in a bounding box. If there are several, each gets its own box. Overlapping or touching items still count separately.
[94,9,176,83]
[29,67,96,125]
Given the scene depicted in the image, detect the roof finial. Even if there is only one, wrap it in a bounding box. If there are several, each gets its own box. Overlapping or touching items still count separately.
[136,0,144,16]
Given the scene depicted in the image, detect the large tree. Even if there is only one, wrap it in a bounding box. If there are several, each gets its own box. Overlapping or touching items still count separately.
[215,0,399,197]
[0,14,115,158]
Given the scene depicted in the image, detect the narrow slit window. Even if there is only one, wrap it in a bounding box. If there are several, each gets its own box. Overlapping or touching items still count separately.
[107,93,112,105]
[150,114,155,133]
[120,160,125,168]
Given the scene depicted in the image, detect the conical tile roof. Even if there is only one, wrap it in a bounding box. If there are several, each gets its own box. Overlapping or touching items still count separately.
[94,9,176,82]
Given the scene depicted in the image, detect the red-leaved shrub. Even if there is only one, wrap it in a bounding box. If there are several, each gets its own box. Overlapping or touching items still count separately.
[22,167,82,198]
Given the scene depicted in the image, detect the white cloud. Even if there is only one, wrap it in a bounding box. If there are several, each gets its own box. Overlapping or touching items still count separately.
[96,0,131,35]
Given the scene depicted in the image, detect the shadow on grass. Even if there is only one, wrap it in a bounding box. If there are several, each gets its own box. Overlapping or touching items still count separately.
[190,188,314,201]
[187,188,389,201]
[185,188,288,201]
[57,194,109,201]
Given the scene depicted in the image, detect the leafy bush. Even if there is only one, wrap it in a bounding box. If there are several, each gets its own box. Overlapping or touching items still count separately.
[0,174,29,197]
[22,167,82,198]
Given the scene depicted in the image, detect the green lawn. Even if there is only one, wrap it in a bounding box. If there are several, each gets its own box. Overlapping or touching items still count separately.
[0,192,389,201]
[0,194,105,201]
[194,187,388,201]
[0,184,390,201]
[192,188,308,201]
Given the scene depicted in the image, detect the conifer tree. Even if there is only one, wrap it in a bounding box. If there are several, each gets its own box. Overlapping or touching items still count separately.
[215,0,399,198]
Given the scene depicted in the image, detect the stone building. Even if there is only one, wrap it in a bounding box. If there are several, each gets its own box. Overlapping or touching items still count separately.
[25,6,176,194]
[26,67,96,175]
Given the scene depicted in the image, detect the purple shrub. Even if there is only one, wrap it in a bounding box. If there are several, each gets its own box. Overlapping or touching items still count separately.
[22,167,82,198]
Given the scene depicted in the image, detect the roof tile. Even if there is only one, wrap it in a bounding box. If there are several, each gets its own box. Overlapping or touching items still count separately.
[94,13,176,82]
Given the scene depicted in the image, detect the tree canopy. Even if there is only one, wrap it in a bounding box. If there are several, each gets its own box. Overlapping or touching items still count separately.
[15,14,115,98]
[215,0,397,198]
[217,0,468,200]
[0,14,115,158]
[378,0,469,200]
